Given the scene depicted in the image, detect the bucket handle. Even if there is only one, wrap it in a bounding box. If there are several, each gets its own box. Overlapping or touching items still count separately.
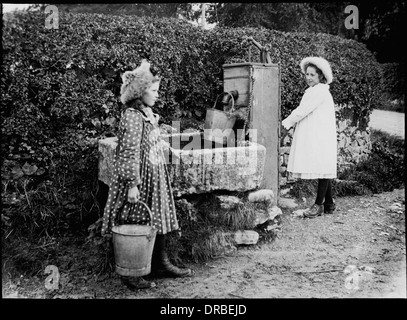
[136,200,154,227]
[212,92,235,113]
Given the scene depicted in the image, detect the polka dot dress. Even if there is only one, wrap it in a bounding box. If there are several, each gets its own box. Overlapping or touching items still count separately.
[101,107,179,236]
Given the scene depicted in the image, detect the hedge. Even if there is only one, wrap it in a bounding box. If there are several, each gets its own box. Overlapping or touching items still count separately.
[1,11,383,238]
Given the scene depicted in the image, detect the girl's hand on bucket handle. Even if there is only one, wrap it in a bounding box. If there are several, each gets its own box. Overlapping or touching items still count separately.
[128,186,140,203]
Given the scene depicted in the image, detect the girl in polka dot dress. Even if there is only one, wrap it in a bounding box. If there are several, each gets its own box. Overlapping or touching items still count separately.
[101,59,191,290]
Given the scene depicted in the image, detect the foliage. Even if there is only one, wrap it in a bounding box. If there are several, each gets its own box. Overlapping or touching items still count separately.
[2,235,111,278]
[354,1,406,63]
[27,3,194,19]
[31,2,407,64]
[332,179,371,197]
[290,179,318,199]
[375,63,405,113]
[1,11,382,244]
[210,2,407,63]
[376,94,405,113]
[338,130,405,194]
[211,3,352,36]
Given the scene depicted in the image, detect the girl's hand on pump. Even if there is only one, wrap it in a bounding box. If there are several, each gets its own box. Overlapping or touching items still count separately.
[281,119,292,130]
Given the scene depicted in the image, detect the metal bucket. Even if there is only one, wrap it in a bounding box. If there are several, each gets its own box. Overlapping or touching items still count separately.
[204,92,237,145]
[111,201,157,277]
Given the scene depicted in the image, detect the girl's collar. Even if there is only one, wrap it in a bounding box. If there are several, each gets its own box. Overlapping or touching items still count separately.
[125,100,158,124]
[306,83,329,91]
[140,107,158,125]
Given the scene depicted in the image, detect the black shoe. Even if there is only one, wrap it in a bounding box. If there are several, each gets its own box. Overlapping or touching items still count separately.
[324,203,336,214]
[121,276,156,290]
[303,204,324,218]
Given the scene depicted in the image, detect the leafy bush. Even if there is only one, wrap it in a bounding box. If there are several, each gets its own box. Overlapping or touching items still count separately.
[380,63,406,101]
[1,11,383,242]
[338,130,404,194]
[375,63,405,113]
[290,179,318,199]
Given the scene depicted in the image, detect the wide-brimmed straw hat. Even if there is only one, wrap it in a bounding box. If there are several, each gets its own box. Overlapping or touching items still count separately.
[300,56,333,84]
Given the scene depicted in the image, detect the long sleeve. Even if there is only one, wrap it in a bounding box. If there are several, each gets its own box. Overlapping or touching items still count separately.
[117,109,143,188]
[283,84,327,129]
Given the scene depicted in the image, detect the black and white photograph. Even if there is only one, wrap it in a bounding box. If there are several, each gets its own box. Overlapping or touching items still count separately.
[1,2,405,305]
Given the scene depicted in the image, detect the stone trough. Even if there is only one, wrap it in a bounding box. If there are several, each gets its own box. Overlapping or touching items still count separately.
[98,130,267,197]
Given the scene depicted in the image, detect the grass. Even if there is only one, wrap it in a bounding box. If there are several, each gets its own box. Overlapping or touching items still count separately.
[1,162,103,279]
[217,201,259,231]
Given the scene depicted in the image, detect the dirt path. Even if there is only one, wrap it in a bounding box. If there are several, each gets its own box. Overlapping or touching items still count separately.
[3,188,405,300]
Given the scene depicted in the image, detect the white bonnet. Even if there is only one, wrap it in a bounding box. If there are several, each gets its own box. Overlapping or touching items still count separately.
[120,59,160,105]
[300,57,333,84]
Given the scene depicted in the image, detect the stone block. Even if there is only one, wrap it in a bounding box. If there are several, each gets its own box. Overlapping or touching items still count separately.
[282,135,291,146]
[338,136,346,149]
[253,205,282,226]
[247,189,274,205]
[253,209,269,226]
[283,154,289,166]
[279,177,287,186]
[337,119,351,133]
[348,126,357,134]
[280,146,291,154]
[98,137,118,186]
[280,187,291,197]
[233,230,259,245]
[268,205,282,220]
[216,195,242,210]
